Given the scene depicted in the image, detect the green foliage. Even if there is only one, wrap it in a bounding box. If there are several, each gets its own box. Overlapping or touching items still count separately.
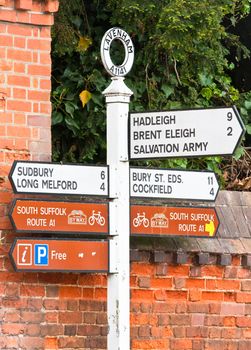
[51,0,251,186]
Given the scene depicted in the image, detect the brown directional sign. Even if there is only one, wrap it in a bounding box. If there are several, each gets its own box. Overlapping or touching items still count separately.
[9,199,109,235]
[9,238,109,272]
[131,205,219,237]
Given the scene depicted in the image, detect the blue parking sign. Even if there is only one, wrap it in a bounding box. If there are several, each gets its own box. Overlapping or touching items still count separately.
[34,244,49,265]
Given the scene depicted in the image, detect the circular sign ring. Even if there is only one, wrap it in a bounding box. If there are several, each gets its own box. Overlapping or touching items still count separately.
[100,27,134,77]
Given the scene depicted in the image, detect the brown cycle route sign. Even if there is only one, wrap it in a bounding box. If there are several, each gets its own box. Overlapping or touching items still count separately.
[9,199,109,235]
[131,205,219,237]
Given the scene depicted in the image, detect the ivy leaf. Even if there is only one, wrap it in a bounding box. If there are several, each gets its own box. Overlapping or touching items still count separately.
[77,36,92,52]
[65,116,80,131]
[161,84,174,98]
[52,111,63,125]
[79,90,92,108]
[65,102,75,117]
[246,124,251,135]
[244,100,251,110]
[233,146,245,160]
[198,73,213,87]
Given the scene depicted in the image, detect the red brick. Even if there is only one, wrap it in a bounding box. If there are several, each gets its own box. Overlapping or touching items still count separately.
[131,313,157,326]
[221,302,245,315]
[243,329,251,338]
[131,289,154,301]
[7,125,30,137]
[151,277,172,289]
[15,0,32,10]
[12,88,26,99]
[154,289,167,301]
[30,13,54,26]
[40,27,51,38]
[8,25,32,36]
[201,266,224,278]
[40,52,51,65]
[0,10,16,23]
[59,286,81,299]
[168,265,190,276]
[236,292,251,303]
[221,327,241,339]
[20,285,45,297]
[44,0,59,13]
[40,78,51,89]
[189,289,202,301]
[166,290,187,300]
[0,34,13,46]
[153,302,176,313]
[223,316,236,326]
[45,311,58,323]
[7,48,32,62]
[44,337,58,350]
[2,323,25,335]
[186,278,205,289]
[236,316,251,327]
[21,311,44,323]
[94,287,107,300]
[0,59,12,71]
[13,62,25,73]
[31,1,43,12]
[7,99,31,112]
[170,314,190,325]
[77,325,101,336]
[16,11,30,24]
[27,38,51,51]
[28,64,50,76]
[7,75,30,87]
[132,339,168,349]
[28,90,50,101]
[58,311,82,324]
[202,291,224,301]
[14,36,26,48]
[241,280,251,291]
[174,277,186,289]
[207,279,240,290]
[39,101,51,114]
[19,337,44,349]
[170,339,192,350]
[131,262,154,276]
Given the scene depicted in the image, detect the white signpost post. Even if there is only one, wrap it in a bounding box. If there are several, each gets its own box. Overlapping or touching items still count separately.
[130,167,219,201]
[129,107,245,159]
[9,161,108,197]
[101,28,134,350]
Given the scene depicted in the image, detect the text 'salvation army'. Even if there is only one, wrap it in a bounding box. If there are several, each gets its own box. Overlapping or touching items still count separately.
[132,114,208,155]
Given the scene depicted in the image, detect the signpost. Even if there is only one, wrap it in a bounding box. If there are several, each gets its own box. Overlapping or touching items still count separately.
[9,199,109,234]
[9,161,108,197]
[130,167,219,201]
[102,27,134,350]
[131,205,219,238]
[9,238,109,272]
[8,26,246,350]
[129,107,245,159]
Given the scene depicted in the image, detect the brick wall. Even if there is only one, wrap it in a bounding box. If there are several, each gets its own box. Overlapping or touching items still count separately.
[1,1,251,350]
[130,249,251,350]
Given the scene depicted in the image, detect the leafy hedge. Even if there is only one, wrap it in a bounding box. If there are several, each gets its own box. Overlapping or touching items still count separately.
[51,0,251,185]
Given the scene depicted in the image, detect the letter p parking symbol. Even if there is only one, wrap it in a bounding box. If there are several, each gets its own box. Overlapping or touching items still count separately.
[34,244,48,266]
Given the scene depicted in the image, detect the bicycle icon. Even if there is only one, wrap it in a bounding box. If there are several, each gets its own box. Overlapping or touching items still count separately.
[132,212,149,228]
[88,210,105,226]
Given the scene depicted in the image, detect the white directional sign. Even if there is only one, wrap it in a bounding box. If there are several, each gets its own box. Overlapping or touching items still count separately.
[9,161,108,197]
[130,167,219,201]
[129,106,245,159]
